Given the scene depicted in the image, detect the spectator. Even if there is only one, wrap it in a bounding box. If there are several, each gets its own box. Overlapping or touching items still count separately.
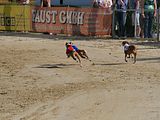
[157,0,160,8]
[93,0,99,8]
[103,0,113,8]
[60,0,63,5]
[18,0,30,4]
[132,0,141,38]
[40,0,52,35]
[40,0,51,7]
[128,0,135,9]
[142,0,157,38]
[93,0,113,8]
[116,0,128,38]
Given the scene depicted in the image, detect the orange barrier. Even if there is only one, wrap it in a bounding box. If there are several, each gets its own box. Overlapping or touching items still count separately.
[0,5,112,36]
[31,7,112,36]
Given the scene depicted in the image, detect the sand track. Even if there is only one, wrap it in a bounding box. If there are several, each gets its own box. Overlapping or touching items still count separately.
[0,34,160,120]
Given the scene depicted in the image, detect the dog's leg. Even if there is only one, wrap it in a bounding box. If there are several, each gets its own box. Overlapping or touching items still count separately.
[127,54,130,58]
[125,54,128,62]
[131,54,134,58]
[74,52,82,67]
[133,52,136,64]
[71,55,78,62]
[78,51,86,59]
[78,50,88,59]
[82,50,89,59]
[82,50,92,61]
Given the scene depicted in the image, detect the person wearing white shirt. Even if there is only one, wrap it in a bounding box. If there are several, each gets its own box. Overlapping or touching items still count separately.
[93,0,113,8]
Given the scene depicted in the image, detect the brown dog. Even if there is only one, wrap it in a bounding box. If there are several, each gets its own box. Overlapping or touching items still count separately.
[68,42,91,61]
[65,42,82,67]
[122,41,137,63]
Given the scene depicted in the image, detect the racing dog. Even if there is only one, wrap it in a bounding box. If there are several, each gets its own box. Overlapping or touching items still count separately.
[65,42,82,67]
[68,42,91,61]
[122,41,137,63]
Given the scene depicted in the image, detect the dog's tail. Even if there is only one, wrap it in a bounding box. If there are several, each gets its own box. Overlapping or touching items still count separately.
[132,48,137,64]
[133,52,137,63]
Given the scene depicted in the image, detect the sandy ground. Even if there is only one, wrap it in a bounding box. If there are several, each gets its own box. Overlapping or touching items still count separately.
[0,33,160,120]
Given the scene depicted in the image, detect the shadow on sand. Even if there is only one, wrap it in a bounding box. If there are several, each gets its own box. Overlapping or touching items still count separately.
[137,57,160,62]
[93,62,125,66]
[135,41,160,49]
[35,63,77,69]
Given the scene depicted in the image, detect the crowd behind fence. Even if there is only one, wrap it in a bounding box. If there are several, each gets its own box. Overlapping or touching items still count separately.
[112,8,160,41]
[0,0,160,41]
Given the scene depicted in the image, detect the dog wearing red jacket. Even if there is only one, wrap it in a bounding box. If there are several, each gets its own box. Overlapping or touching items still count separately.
[122,41,137,63]
[68,42,91,61]
[65,42,82,67]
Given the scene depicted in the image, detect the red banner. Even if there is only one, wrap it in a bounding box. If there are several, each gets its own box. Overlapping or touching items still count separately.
[31,7,112,36]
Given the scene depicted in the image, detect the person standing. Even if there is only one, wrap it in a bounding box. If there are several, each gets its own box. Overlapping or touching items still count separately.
[93,0,112,8]
[157,0,159,8]
[132,0,141,38]
[41,0,51,7]
[142,0,157,38]
[116,0,128,38]
[17,0,30,4]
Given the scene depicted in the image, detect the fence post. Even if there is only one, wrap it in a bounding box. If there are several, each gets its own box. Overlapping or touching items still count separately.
[157,8,160,41]
[112,8,115,38]
[134,9,137,38]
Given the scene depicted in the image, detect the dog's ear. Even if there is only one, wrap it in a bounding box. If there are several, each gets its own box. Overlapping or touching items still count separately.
[65,42,69,47]
[126,41,129,44]
[122,41,129,46]
[122,41,125,46]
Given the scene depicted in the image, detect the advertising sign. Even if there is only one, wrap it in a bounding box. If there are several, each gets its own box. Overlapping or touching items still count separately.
[31,7,112,36]
[0,5,31,31]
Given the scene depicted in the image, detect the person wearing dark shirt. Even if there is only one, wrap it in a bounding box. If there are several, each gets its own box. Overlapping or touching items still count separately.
[41,0,50,7]
[116,0,128,38]
[142,0,157,38]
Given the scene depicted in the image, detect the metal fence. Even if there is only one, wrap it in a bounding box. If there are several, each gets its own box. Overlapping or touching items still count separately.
[112,8,160,41]
[156,9,160,41]
[0,2,159,39]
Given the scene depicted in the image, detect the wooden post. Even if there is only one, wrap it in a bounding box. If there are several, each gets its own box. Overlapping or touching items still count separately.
[157,8,160,41]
